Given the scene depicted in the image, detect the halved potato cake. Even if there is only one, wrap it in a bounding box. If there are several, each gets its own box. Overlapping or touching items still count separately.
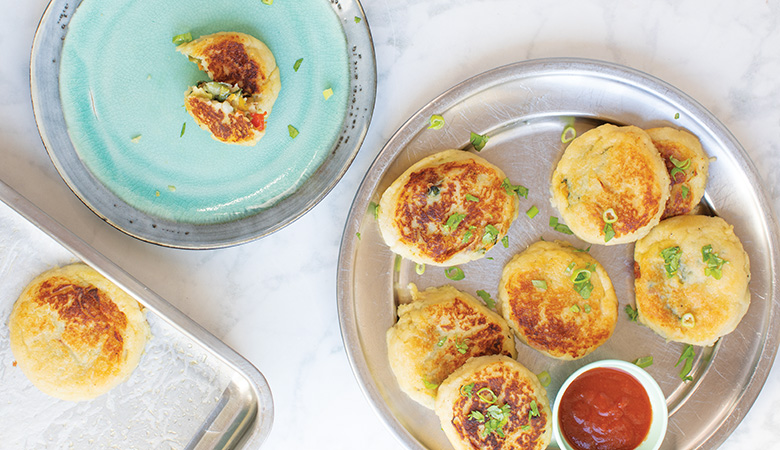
[497,240,618,360]
[634,215,750,346]
[550,124,670,245]
[378,149,520,266]
[178,32,281,145]
[386,284,516,409]
[435,355,551,450]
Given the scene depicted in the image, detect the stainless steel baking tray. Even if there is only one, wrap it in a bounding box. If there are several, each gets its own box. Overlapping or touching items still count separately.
[337,58,780,449]
[0,179,273,448]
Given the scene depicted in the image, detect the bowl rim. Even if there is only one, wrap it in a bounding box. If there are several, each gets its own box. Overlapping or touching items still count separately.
[551,358,669,450]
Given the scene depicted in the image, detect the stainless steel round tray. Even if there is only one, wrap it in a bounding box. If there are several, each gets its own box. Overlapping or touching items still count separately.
[337,58,780,449]
[30,0,376,249]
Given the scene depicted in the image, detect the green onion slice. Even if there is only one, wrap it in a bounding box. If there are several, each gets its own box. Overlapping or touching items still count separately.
[529,400,540,418]
[415,263,426,275]
[436,335,448,347]
[428,114,445,130]
[625,304,639,322]
[570,304,581,313]
[501,235,509,248]
[445,266,465,281]
[561,125,576,143]
[394,254,402,272]
[422,379,438,390]
[526,205,539,218]
[603,223,615,242]
[583,304,592,313]
[180,122,186,137]
[476,290,496,309]
[354,16,362,23]
[470,132,489,151]
[532,279,547,291]
[675,344,696,381]
[288,124,299,138]
[293,58,303,72]
[323,88,334,100]
[466,194,479,202]
[633,356,654,368]
[660,246,683,278]
[702,244,727,279]
[477,387,498,403]
[482,224,500,244]
[172,32,193,45]
[536,371,551,387]
[602,208,618,224]
[368,201,379,219]
[681,313,695,328]
[502,178,529,198]
[681,184,690,199]
[570,268,592,284]
[460,382,475,397]
[444,213,466,232]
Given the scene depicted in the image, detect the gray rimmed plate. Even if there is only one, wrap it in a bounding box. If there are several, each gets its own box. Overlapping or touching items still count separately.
[337,58,780,449]
[30,0,376,249]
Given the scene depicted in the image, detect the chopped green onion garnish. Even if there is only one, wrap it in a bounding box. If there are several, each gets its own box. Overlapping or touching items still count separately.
[436,335,448,347]
[415,263,425,275]
[603,222,615,242]
[368,201,379,219]
[565,262,576,274]
[476,290,496,309]
[455,338,469,354]
[674,112,681,119]
[526,205,539,218]
[180,122,186,137]
[681,312,695,328]
[468,410,485,422]
[293,58,303,72]
[602,208,618,224]
[625,304,639,322]
[394,254,402,272]
[555,223,574,235]
[550,216,558,227]
[172,32,193,45]
[356,232,361,240]
[460,382,475,397]
[670,156,692,170]
[501,235,509,248]
[570,304,581,313]
[462,227,475,243]
[482,224,500,244]
[529,400,540,418]
[470,132,489,151]
[502,178,529,198]
[561,125,577,143]
[466,194,479,202]
[428,114,445,130]
[681,184,690,199]
[477,387,498,403]
[288,124,299,138]
[445,266,465,281]
[702,244,727,279]
[583,304,592,313]
[168,185,176,192]
[660,246,683,278]
[131,135,142,143]
[570,268,592,284]
[536,371,551,387]
[323,88,334,100]
[354,16,362,23]
[422,379,438,390]
[261,0,273,4]
[675,344,696,381]
[444,213,466,232]
[531,279,547,291]
[633,356,654,368]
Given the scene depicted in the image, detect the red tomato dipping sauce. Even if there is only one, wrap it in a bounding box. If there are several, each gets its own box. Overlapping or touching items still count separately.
[558,367,652,450]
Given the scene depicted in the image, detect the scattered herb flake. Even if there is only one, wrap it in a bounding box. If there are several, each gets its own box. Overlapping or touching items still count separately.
[368,201,379,219]
[445,266,465,281]
[482,224,500,245]
[354,16,362,23]
[415,263,425,275]
[674,112,681,119]
[180,122,186,137]
[466,194,479,202]
[526,205,539,218]
[293,58,303,72]
[681,184,690,199]
[422,379,438,390]
[444,213,466,232]
[531,279,547,291]
[394,254,402,272]
[702,244,727,279]
[460,383,475,397]
[603,222,615,242]
[171,32,193,45]
[561,125,576,143]
[660,246,683,278]
[476,290,496,309]
[555,223,574,235]
[536,371,551,387]
[633,356,654,368]
[675,344,696,381]
[437,336,448,347]
[502,178,529,198]
[428,114,445,130]
[501,235,509,248]
[454,338,469,354]
[323,88,334,100]
[625,304,639,322]
[131,135,142,143]
[356,232,361,240]
[469,132,489,151]
[288,124,299,138]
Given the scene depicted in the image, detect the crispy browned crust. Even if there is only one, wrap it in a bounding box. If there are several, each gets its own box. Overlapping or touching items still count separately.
[498,241,618,359]
[551,124,670,245]
[387,285,516,408]
[379,150,518,266]
[185,96,261,145]
[193,34,264,94]
[436,356,551,450]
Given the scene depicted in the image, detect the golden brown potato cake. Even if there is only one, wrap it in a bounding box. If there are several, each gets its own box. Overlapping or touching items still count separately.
[8,264,150,401]
[550,124,670,245]
[378,149,520,266]
[178,32,281,145]
[645,127,710,219]
[497,240,618,360]
[435,355,552,450]
[386,284,516,409]
[634,215,750,346]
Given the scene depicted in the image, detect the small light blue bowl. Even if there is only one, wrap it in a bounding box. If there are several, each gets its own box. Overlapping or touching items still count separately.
[552,359,668,450]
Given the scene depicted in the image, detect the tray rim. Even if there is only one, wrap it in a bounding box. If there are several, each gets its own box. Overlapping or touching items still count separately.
[29,0,377,249]
[0,178,274,449]
[336,57,780,450]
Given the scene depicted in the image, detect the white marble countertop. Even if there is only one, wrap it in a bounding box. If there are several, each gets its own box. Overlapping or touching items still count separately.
[2,0,780,448]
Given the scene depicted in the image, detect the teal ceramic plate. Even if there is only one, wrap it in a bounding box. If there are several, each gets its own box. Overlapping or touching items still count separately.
[31,0,376,248]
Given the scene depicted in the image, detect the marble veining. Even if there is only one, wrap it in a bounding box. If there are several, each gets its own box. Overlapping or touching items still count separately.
[2,0,780,448]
